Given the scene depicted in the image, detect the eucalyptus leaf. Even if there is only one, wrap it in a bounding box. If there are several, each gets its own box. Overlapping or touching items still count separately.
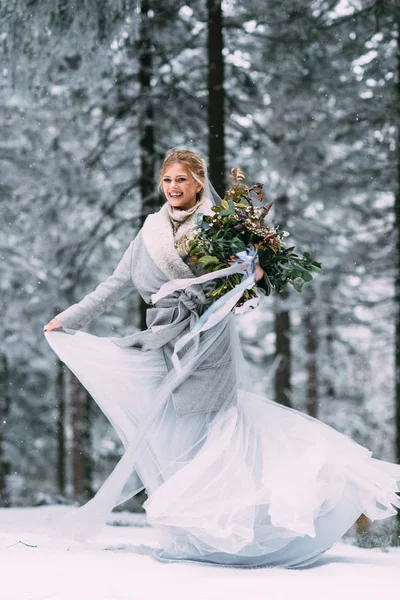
[309,264,322,273]
[194,214,205,227]
[292,277,305,292]
[198,255,221,266]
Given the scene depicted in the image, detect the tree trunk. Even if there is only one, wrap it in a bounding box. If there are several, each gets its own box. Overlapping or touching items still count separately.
[325,308,336,402]
[138,0,157,330]
[274,292,292,407]
[0,354,11,506]
[56,358,67,496]
[355,513,370,543]
[274,194,292,407]
[83,389,94,497]
[305,286,318,417]
[207,0,225,196]
[394,13,400,531]
[71,376,92,501]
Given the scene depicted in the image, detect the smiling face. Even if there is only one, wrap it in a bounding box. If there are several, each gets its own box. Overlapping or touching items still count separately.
[161,162,204,210]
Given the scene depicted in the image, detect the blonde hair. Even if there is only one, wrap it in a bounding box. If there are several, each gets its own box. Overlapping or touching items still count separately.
[158,149,206,201]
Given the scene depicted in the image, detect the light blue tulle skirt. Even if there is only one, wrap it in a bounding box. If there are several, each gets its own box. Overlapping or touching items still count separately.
[44,319,400,569]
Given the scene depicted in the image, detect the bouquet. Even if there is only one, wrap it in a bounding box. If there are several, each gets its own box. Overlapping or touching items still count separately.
[176,168,321,311]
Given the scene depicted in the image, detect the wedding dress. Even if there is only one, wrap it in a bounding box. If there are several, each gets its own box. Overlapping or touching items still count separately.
[43,181,400,569]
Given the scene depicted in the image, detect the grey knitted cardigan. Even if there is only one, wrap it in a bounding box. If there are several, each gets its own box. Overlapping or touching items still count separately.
[55,199,246,416]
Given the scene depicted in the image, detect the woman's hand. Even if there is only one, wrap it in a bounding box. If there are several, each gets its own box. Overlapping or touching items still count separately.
[228,255,265,282]
[255,263,264,282]
[43,318,62,332]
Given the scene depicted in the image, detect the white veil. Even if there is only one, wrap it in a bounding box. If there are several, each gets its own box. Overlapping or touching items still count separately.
[202,171,223,207]
[45,312,241,541]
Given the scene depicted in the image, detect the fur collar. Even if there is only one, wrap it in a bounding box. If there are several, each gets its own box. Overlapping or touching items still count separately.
[142,198,214,280]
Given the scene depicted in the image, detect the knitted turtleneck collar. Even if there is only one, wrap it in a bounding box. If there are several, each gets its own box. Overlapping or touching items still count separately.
[166,196,206,232]
[141,196,214,280]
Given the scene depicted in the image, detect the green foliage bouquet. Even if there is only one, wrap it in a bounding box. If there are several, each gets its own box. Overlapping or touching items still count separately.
[177,168,321,309]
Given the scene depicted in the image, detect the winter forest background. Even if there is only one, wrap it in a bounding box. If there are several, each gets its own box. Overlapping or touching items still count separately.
[1,0,400,544]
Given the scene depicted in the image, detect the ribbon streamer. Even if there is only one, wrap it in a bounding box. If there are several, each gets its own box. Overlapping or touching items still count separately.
[151,249,258,373]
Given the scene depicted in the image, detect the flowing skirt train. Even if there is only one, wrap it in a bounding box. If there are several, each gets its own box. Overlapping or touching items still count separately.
[43,322,400,568]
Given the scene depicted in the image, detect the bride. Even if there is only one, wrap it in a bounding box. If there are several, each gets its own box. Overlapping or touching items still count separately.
[43,148,400,568]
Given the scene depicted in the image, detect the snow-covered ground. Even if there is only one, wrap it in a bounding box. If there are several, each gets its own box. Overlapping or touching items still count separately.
[0,507,399,600]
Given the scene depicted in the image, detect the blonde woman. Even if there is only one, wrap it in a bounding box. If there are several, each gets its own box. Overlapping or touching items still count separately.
[44,149,400,568]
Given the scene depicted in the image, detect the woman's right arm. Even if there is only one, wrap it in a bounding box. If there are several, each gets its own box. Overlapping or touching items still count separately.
[44,238,136,332]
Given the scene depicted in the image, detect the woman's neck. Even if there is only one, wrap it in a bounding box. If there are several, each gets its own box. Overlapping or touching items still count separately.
[166,197,205,231]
